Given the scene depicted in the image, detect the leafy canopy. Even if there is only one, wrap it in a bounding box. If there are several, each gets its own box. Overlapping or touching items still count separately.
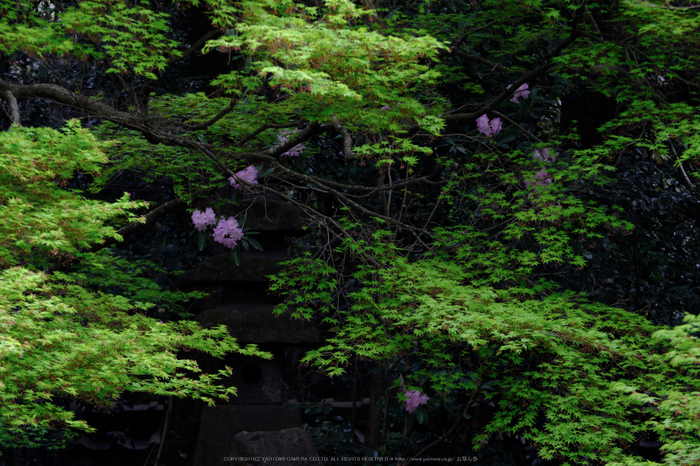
[2,0,700,463]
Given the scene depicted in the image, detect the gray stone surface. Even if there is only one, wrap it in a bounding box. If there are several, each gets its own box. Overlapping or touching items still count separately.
[193,405,302,466]
[192,252,289,283]
[230,428,322,466]
[189,286,224,312]
[224,352,284,405]
[196,301,322,344]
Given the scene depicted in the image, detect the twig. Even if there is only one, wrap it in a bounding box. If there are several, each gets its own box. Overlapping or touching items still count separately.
[584,6,602,36]
[450,49,513,74]
[332,117,354,159]
[451,20,499,51]
[153,396,174,466]
[167,30,224,65]
[89,189,207,254]
[491,110,543,142]
[667,138,695,189]
[186,99,237,131]
[421,19,582,130]
[401,384,480,466]
[236,119,304,147]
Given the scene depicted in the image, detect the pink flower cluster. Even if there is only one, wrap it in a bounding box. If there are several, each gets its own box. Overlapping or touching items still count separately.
[212,217,244,249]
[533,147,556,163]
[191,209,244,249]
[192,207,216,231]
[526,148,557,193]
[278,128,306,157]
[404,390,429,414]
[476,114,502,136]
[229,165,259,191]
[525,170,553,191]
[508,83,530,103]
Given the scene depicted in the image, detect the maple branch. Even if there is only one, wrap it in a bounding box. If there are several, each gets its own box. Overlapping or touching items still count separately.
[94,195,191,251]
[492,110,542,142]
[450,49,513,74]
[185,99,236,131]
[0,100,14,127]
[167,30,224,66]
[267,122,322,156]
[423,21,581,129]
[235,119,304,147]
[332,117,355,159]
[0,90,21,126]
[0,78,132,123]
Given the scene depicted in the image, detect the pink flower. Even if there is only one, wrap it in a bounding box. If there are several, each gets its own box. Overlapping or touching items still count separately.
[525,169,553,191]
[212,217,244,249]
[476,114,502,136]
[508,83,530,103]
[278,128,306,157]
[192,207,217,231]
[229,165,259,191]
[404,390,429,414]
[476,114,491,135]
[533,148,556,163]
[491,117,502,134]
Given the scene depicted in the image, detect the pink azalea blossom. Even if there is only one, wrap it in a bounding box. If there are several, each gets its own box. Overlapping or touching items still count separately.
[476,114,502,136]
[527,148,557,196]
[404,390,429,414]
[508,83,530,103]
[212,217,244,249]
[229,165,259,191]
[491,117,502,134]
[533,148,556,163]
[525,169,553,191]
[476,114,491,135]
[191,207,217,231]
[278,128,306,157]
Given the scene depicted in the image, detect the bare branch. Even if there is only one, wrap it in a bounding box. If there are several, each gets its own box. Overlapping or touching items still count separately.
[262,185,383,267]
[492,110,543,142]
[332,117,354,159]
[0,90,21,126]
[663,0,700,9]
[451,20,499,50]
[450,49,513,74]
[266,156,441,193]
[186,99,236,131]
[236,119,304,147]
[94,196,190,251]
[0,101,13,127]
[584,6,603,35]
[0,78,132,123]
[267,122,324,156]
[167,30,224,66]
[425,23,581,128]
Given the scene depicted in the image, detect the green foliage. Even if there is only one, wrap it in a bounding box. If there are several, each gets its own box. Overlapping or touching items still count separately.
[0,123,268,447]
[608,315,700,466]
[273,237,700,464]
[0,121,138,266]
[204,0,446,105]
[0,0,180,79]
[4,0,700,462]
